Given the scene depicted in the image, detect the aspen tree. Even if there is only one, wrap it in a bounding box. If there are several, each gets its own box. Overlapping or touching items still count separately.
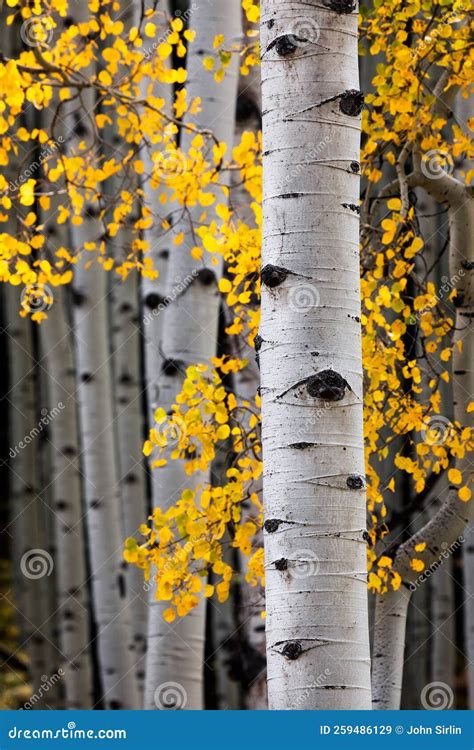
[259,0,372,710]
[144,0,241,710]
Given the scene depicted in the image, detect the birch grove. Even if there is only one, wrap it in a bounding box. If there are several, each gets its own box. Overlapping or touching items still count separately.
[0,0,473,715]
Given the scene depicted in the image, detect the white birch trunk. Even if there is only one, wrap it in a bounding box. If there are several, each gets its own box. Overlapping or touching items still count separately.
[372,163,473,710]
[260,0,371,710]
[5,295,57,705]
[65,4,139,710]
[39,290,94,709]
[144,0,241,710]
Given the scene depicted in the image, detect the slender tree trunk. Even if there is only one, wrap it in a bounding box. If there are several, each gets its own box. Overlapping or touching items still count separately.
[65,4,139,710]
[144,0,241,710]
[372,158,473,709]
[259,1,371,710]
[5,295,57,705]
[39,290,94,709]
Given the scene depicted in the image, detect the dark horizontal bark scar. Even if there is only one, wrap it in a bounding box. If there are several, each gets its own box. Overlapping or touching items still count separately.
[324,0,357,13]
[342,202,360,214]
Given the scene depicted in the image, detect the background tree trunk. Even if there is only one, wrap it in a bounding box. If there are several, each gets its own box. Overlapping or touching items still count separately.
[144,0,241,711]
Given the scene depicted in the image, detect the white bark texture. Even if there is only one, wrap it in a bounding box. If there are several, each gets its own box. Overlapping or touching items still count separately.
[5,294,57,704]
[66,4,138,710]
[39,291,94,709]
[110,265,148,699]
[260,0,372,710]
[372,167,473,709]
[144,0,241,711]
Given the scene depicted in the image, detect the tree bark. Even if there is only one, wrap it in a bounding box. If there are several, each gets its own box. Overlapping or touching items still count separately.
[39,290,94,709]
[66,4,139,710]
[371,160,473,709]
[144,0,241,710]
[260,0,372,710]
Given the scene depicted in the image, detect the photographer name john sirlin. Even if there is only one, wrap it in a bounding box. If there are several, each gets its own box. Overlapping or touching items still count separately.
[407,725,461,735]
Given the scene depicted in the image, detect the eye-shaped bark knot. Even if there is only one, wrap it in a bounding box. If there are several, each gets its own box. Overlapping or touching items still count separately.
[306,369,348,401]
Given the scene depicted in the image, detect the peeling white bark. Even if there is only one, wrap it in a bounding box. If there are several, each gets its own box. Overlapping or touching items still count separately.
[144,0,241,711]
[260,0,371,710]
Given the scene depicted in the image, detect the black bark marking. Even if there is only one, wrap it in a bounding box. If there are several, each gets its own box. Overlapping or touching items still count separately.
[289,442,314,450]
[196,267,216,286]
[339,90,365,116]
[461,260,474,270]
[81,373,94,383]
[144,292,165,310]
[306,369,348,401]
[342,202,360,214]
[324,0,357,13]
[162,358,185,376]
[261,264,288,288]
[350,161,360,173]
[282,641,302,660]
[109,700,122,710]
[118,573,126,599]
[71,289,86,307]
[274,558,288,571]
[270,35,298,56]
[346,474,365,489]
[254,334,263,352]
[236,92,261,125]
[264,519,282,533]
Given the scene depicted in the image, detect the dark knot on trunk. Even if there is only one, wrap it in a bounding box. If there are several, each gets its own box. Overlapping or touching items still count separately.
[282,641,302,660]
[261,264,288,288]
[340,90,365,117]
[306,369,348,401]
[346,474,365,490]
